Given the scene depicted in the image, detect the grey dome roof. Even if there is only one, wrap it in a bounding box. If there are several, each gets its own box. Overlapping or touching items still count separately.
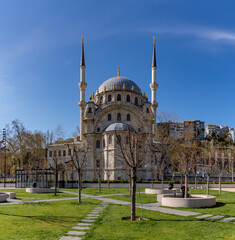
[98,76,140,94]
[103,123,135,132]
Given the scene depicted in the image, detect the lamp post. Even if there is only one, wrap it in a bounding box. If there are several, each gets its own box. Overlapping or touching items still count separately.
[2,128,7,188]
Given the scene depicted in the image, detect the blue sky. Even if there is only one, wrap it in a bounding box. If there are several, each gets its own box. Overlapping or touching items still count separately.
[1,0,235,137]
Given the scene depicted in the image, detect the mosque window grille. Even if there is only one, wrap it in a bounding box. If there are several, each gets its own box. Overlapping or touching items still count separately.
[96,140,101,149]
[117,113,121,122]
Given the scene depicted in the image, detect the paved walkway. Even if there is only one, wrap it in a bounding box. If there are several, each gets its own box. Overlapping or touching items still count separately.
[59,202,109,240]
[0,197,77,205]
[61,191,199,217]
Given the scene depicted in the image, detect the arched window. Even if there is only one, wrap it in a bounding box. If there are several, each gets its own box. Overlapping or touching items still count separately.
[108,95,112,102]
[100,96,103,104]
[127,114,130,121]
[126,95,130,102]
[108,135,112,144]
[96,140,100,149]
[135,97,138,105]
[108,114,112,121]
[117,113,121,122]
[117,94,121,101]
[146,107,149,113]
[96,159,100,168]
[88,107,92,113]
[103,139,105,148]
[117,135,121,144]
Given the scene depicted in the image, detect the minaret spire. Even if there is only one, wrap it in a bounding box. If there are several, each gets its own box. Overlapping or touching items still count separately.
[152,37,156,68]
[150,37,158,141]
[80,37,85,67]
[78,37,87,141]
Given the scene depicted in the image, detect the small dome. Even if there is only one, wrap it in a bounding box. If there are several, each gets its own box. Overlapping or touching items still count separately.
[98,76,140,94]
[103,123,135,132]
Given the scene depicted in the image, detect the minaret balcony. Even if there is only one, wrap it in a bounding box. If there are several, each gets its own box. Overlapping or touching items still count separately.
[151,101,158,108]
[79,82,87,89]
[78,101,86,108]
[150,82,158,89]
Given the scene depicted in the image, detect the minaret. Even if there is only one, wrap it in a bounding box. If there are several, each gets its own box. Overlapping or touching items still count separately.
[78,37,87,141]
[150,37,158,141]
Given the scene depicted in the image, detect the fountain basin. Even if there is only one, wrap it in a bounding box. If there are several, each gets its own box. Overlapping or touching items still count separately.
[26,188,59,193]
[145,188,179,195]
[158,194,216,208]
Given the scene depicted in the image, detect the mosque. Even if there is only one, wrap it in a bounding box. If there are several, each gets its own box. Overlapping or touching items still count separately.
[47,38,159,181]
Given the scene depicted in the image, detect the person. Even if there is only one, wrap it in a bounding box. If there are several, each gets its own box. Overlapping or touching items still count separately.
[168,183,174,190]
[181,184,189,198]
[181,184,185,198]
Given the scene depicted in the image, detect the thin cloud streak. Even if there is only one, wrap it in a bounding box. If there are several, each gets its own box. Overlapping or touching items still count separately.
[144,25,235,45]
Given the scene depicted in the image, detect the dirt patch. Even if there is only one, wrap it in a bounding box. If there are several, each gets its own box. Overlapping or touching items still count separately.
[122,216,147,221]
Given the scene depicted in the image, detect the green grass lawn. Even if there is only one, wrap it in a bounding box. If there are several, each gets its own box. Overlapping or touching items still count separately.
[62,187,145,196]
[84,204,235,240]
[166,188,235,217]
[103,193,157,204]
[0,199,101,240]
[0,189,76,201]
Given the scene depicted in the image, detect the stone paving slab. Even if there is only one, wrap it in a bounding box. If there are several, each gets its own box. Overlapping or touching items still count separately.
[206,215,224,221]
[72,226,90,230]
[196,214,213,219]
[67,231,86,236]
[87,214,99,216]
[81,219,95,222]
[85,216,98,219]
[77,223,92,226]
[220,217,235,222]
[59,236,81,240]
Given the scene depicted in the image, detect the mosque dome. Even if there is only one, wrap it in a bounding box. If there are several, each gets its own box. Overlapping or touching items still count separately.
[103,122,135,132]
[98,76,140,94]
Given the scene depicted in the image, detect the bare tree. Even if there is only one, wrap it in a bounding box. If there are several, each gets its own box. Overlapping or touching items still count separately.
[228,145,235,182]
[115,128,151,221]
[203,142,217,196]
[214,147,230,194]
[95,158,104,194]
[68,142,88,203]
[104,168,112,189]
[49,150,64,196]
[174,143,199,198]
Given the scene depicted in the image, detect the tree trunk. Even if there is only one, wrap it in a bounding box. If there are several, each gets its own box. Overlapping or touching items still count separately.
[129,175,131,196]
[194,175,197,189]
[185,174,188,199]
[98,174,101,194]
[55,169,58,196]
[206,174,210,196]
[232,160,234,182]
[131,168,137,221]
[180,174,183,186]
[151,178,154,189]
[78,169,81,203]
[219,175,222,194]
[107,175,110,189]
[161,176,164,189]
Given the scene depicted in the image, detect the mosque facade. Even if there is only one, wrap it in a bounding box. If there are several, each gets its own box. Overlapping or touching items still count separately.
[47,39,159,181]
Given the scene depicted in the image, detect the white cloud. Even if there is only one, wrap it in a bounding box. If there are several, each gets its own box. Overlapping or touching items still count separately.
[144,25,235,45]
